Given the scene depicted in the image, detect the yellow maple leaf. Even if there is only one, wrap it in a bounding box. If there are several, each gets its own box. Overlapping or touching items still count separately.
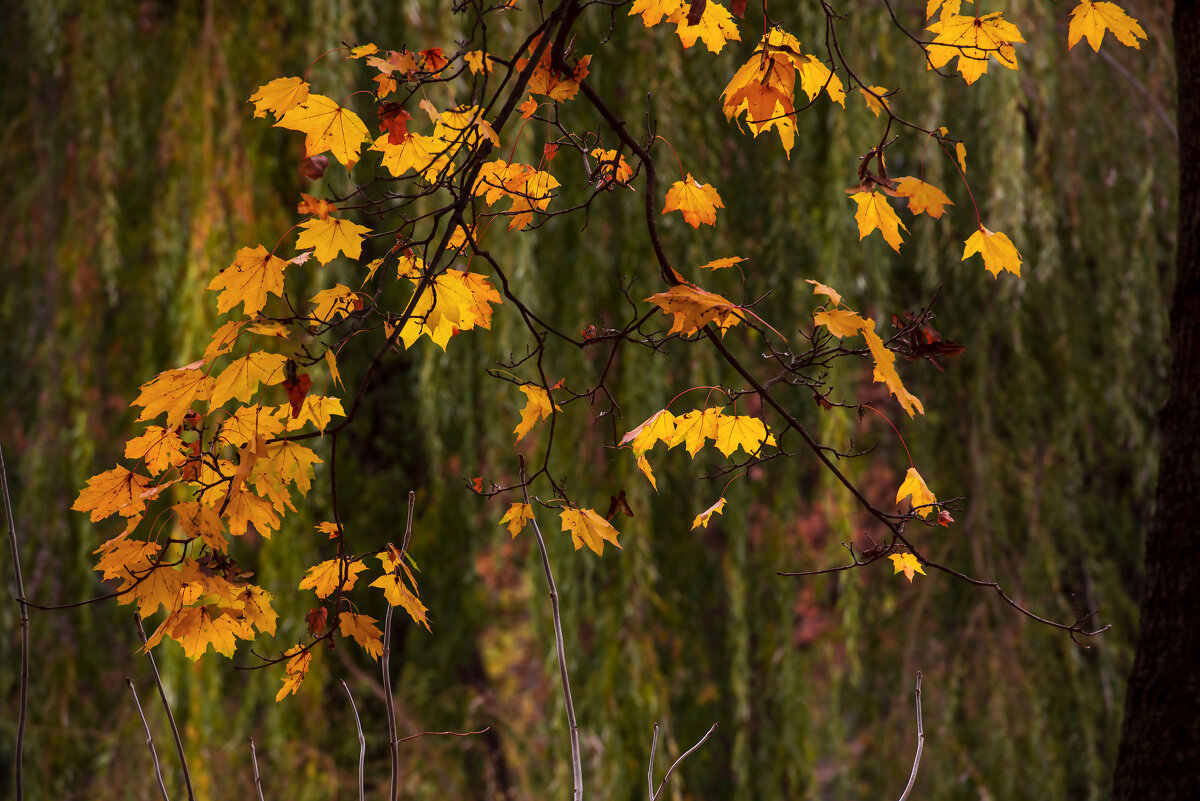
[620,409,678,456]
[1068,1,1146,52]
[339,612,384,661]
[559,506,622,556]
[896,467,939,517]
[309,284,359,325]
[805,279,844,307]
[260,441,322,496]
[399,270,503,350]
[276,647,312,702]
[124,426,187,475]
[369,563,429,629]
[168,606,240,660]
[372,133,451,181]
[664,174,724,227]
[207,246,288,318]
[300,557,368,598]
[713,414,775,458]
[691,497,726,530]
[210,352,288,408]
[590,148,634,186]
[850,192,908,252]
[720,28,805,157]
[926,12,1025,84]
[325,349,343,390]
[464,50,492,74]
[862,324,925,417]
[671,0,741,53]
[248,77,310,119]
[297,193,336,220]
[275,94,370,169]
[295,217,371,265]
[218,404,285,448]
[894,176,954,219]
[963,226,1022,277]
[629,0,681,27]
[636,454,658,491]
[890,552,927,582]
[669,407,723,457]
[697,256,747,271]
[814,309,868,339]
[473,160,561,230]
[645,283,744,337]
[72,466,153,522]
[498,502,535,537]
[513,384,560,443]
[861,85,891,117]
[797,56,846,106]
[282,396,345,433]
[132,362,214,428]
[221,485,281,537]
[172,501,226,551]
[94,537,161,582]
[123,562,186,619]
[236,586,278,637]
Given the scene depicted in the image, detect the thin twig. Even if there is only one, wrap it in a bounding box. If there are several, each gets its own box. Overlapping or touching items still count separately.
[519,454,583,801]
[896,671,924,801]
[342,680,366,801]
[397,727,491,743]
[646,723,659,801]
[651,723,718,801]
[385,491,416,801]
[136,617,195,801]
[1,443,28,801]
[127,678,170,801]
[249,738,266,801]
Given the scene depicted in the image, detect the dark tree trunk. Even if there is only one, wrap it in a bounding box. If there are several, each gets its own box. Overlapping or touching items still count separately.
[1112,5,1200,799]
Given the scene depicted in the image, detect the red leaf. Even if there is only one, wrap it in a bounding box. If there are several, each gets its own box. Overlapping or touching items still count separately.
[283,374,313,419]
[306,607,328,636]
[379,103,413,145]
[299,155,329,180]
[686,0,707,26]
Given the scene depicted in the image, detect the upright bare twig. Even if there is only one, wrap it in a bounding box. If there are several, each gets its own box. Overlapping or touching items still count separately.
[519,454,583,801]
[1,443,28,801]
[127,678,170,801]
[648,722,718,801]
[249,738,266,801]
[895,671,925,801]
[384,491,417,801]
[135,616,195,801]
[342,680,366,801]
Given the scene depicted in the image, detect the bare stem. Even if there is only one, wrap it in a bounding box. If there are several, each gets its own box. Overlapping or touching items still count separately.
[385,490,416,801]
[249,738,265,801]
[342,680,366,801]
[519,455,583,801]
[651,723,718,801]
[127,678,170,801]
[896,671,925,801]
[136,616,195,801]
[1,443,28,801]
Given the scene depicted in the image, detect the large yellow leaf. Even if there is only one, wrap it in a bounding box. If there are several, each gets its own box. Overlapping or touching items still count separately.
[498,503,535,537]
[894,176,954,219]
[1067,1,1146,51]
[72,466,153,522]
[210,352,288,408]
[275,94,370,169]
[206,246,288,318]
[663,174,723,227]
[713,414,775,458]
[131,361,214,428]
[926,12,1025,84]
[559,507,622,556]
[814,309,868,339]
[645,283,744,337]
[850,192,908,252]
[248,77,309,119]
[620,409,677,456]
[124,426,187,475]
[166,606,240,660]
[669,408,723,457]
[299,557,368,598]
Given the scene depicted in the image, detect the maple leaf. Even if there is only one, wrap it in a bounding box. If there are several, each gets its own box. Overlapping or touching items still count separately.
[1068,1,1146,52]
[218,404,285,448]
[720,29,802,156]
[664,174,724,227]
[926,12,1025,84]
[72,466,153,521]
[295,217,371,265]
[636,454,658,490]
[248,77,310,119]
[691,497,726,530]
[896,467,939,517]
[559,507,622,556]
[124,426,187,475]
[370,565,430,629]
[806,279,844,307]
[590,148,634,186]
[861,85,891,117]
[94,537,161,582]
[963,226,1022,277]
[698,256,747,271]
[131,362,215,428]
[797,56,846,106]
[339,612,384,661]
[275,94,370,169]
[173,501,227,551]
[297,193,337,220]
[378,103,413,146]
[513,384,560,443]
[325,350,343,390]
[222,485,281,537]
[894,177,954,219]
[276,648,312,702]
[237,586,277,636]
[671,0,740,53]
[519,96,539,119]
[464,50,491,74]
[890,552,927,582]
[122,562,186,619]
[863,325,925,417]
[372,133,450,182]
[309,284,359,325]
[349,43,378,58]
[207,245,288,319]
[669,407,723,457]
[282,395,345,432]
[850,191,908,252]
[299,557,368,599]
[399,270,502,350]
[167,606,241,660]
[473,160,561,230]
[646,283,744,337]
[620,409,678,456]
[498,503,535,537]
[713,414,775,458]
[814,309,868,339]
[259,441,322,496]
[210,352,288,408]
[283,373,313,419]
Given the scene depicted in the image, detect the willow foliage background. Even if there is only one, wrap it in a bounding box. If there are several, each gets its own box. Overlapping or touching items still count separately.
[0,1,1176,799]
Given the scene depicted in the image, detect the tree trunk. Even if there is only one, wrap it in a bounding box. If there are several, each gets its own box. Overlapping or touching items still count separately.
[1112,5,1200,799]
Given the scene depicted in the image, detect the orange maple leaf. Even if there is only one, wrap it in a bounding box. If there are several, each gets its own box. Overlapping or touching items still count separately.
[645,283,744,337]
[663,174,723,227]
[894,176,954,219]
[124,426,187,475]
[276,647,312,701]
[339,612,383,661]
[890,552,927,582]
[131,361,215,428]
[207,246,288,319]
[210,352,288,408]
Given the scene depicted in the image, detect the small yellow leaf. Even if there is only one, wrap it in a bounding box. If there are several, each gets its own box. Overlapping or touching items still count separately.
[860,85,891,117]
[862,324,924,417]
[805,279,844,307]
[513,384,560,443]
[295,217,372,265]
[894,176,954,219]
[697,256,747,271]
[498,503,535,537]
[895,467,938,518]
[309,284,359,325]
[560,507,622,556]
[339,612,383,661]
[850,192,908,252]
[276,647,312,701]
[691,497,726,530]
[124,426,187,475]
[963,226,1022,277]
[636,454,658,491]
[890,552,927,582]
